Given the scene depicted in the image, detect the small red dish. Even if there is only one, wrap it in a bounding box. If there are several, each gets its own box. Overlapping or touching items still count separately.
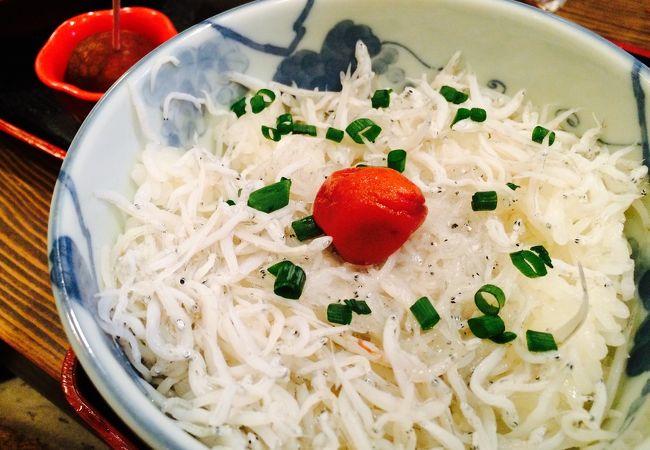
[35,7,177,118]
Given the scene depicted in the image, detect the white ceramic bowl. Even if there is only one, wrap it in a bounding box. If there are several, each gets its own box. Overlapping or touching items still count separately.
[48,0,650,448]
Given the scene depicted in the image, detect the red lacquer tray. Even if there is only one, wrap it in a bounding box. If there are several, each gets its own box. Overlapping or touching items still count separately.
[61,349,146,450]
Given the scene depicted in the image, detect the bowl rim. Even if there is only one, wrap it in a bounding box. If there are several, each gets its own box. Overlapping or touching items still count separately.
[34,6,177,102]
[48,0,649,448]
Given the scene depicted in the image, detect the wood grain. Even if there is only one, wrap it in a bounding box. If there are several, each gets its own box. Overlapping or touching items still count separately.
[557,1,650,51]
[0,133,66,381]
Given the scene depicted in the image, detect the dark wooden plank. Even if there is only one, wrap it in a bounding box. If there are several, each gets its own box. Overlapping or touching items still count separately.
[0,133,66,381]
[557,0,650,51]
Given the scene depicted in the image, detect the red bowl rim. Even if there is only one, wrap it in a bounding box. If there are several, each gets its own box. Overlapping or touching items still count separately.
[34,7,177,102]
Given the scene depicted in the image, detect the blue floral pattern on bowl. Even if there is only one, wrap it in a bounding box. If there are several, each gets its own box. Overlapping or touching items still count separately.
[629,270,650,377]
[134,31,249,148]
[134,0,439,149]
[273,19,383,90]
[48,0,650,448]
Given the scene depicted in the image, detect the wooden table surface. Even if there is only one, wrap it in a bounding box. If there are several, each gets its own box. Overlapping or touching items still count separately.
[0,0,648,447]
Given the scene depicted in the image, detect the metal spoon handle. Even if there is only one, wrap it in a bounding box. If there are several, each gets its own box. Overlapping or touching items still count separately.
[112,0,121,51]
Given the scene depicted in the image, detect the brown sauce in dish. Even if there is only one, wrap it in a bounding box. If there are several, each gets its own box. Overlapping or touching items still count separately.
[64,30,156,92]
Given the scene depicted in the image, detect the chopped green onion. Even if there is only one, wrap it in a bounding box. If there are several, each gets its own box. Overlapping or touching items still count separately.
[276,113,293,135]
[267,260,292,276]
[291,215,324,241]
[453,108,487,125]
[471,191,498,211]
[548,132,556,145]
[250,96,266,114]
[250,89,276,113]
[230,97,247,117]
[410,297,440,330]
[346,118,382,144]
[327,303,352,325]
[257,88,276,100]
[506,182,520,191]
[371,89,392,108]
[292,122,318,136]
[474,284,506,316]
[387,149,407,173]
[468,315,505,339]
[530,245,553,268]
[271,261,306,300]
[344,299,372,315]
[509,250,548,278]
[451,108,471,126]
[470,108,487,122]
[261,125,282,142]
[247,178,291,213]
[226,199,236,206]
[439,85,468,104]
[326,127,345,142]
[526,330,558,352]
[532,125,556,145]
[490,331,517,344]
